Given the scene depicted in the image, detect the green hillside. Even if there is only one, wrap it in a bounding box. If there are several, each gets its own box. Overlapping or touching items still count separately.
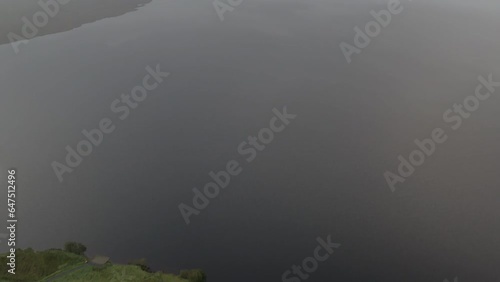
[44,264,188,282]
[0,248,85,282]
[0,247,205,282]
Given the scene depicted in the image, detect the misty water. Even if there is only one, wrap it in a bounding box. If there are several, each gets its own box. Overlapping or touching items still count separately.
[1,0,500,281]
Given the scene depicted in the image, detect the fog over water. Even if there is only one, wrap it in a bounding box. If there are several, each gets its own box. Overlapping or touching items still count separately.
[1,0,500,281]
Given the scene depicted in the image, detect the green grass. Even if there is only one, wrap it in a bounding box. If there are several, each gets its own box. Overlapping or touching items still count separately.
[0,248,203,282]
[0,248,86,282]
[50,264,188,282]
[38,261,88,282]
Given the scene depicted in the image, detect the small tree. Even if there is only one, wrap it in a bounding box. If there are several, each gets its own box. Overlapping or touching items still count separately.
[128,258,152,273]
[63,242,87,256]
[179,269,207,282]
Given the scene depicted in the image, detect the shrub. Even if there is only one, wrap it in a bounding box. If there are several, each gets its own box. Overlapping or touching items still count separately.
[128,258,152,273]
[179,269,207,282]
[63,242,87,256]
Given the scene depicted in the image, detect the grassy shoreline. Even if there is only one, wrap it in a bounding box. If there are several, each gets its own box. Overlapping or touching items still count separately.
[0,247,205,282]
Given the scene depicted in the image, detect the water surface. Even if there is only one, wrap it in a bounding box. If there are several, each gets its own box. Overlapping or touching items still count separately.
[1,0,500,281]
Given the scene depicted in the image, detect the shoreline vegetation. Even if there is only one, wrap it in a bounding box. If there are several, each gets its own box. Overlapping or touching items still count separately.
[0,242,206,282]
[0,0,153,48]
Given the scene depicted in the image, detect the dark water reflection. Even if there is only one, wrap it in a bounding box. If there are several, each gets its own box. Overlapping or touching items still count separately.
[0,0,500,281]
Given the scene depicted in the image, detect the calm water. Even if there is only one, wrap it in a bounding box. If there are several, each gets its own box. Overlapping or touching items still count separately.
[1,0,500,281]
